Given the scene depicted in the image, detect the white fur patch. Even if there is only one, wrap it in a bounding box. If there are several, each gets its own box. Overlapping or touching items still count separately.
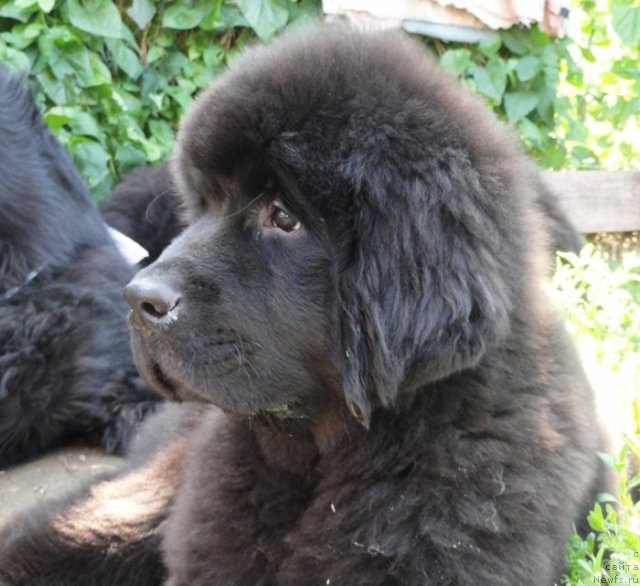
[107,226,149,265]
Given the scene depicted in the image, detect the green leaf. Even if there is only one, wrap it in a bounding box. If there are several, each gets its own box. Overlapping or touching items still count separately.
[612,5,640,44]
[127,0,156,29]
[541,45,560,89]
[45,106,103,140]
[83,53,112,86]
[0,2,36,22]
[115,144,148,174]
[580,47,596,64]
[37,0,55,12]
[45,31,113,87]
[517,117,542,147]
[141,69,163,99]
[500,27,530,55]
[198,0,222,29]
[147,46,166,64]
[472,58,507,103]
[0,41,31,71]
[528,25,550,49]
[111,87,143,117]
[571,145,597,166]
[287,0,320,28]
[235,0,289,41]
[70,115,103,140]
[597,452,617,471]
[68,138,110,189]
[206,3,247,31]
[106,39,143,79]
[162,1,207,30]
[182,60,214,87]
[612,58,640,80]
[158,51,188,78]
[36,70,71,104]
[41,29,112,86]
[478,35,501,57]
[587,503,607,532]
[43,108,74,129]
[11,21,44,48]
[596,492,617,504]
[166,82,195,111]
[439,49,471,77]
[149,118,174,146]
[504,91,539,124]
[68,0,123,38]
[515,56,541,82]
[202,44,225,69]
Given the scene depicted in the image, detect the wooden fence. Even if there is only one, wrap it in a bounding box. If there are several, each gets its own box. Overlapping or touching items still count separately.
[543,171,640,234]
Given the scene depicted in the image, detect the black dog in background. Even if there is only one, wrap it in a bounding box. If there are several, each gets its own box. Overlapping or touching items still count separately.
[0,67,160,466]
[101,163,182,267]
[536,177,584,255]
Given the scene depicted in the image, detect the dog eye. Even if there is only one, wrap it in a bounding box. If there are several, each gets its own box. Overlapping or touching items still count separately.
[271,203,300,233]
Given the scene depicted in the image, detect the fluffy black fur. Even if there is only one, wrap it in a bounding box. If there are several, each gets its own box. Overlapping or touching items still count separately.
[0,67,159,466]
[535,177,584,255]
[100,163,182,266]
[0,27,602,585]
[101,164,581,264]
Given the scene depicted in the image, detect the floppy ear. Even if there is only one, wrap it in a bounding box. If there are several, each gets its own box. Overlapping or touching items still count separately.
[338,156,514,425]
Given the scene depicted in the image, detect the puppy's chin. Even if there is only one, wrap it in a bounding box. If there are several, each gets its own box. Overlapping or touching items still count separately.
[127,315,216,403]
[129,332,182,402]
[129,330,309,420]
[129,331,199,403]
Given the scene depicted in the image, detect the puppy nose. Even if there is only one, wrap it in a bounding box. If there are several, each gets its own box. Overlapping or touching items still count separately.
[124,279,181,321]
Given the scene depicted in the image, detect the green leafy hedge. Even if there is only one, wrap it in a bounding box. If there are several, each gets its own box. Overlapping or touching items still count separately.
[435,0,640,173]
[0,0,319,199]
[435,27,576,170]
[1,0,637,200]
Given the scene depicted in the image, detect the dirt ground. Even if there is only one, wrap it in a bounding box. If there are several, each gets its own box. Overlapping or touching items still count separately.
[0,448,122,527]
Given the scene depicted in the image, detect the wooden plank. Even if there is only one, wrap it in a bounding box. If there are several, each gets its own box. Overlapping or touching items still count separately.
[542,171,640,234]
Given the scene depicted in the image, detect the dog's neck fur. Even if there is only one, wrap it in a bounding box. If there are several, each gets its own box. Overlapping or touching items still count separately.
[249,396,357,475]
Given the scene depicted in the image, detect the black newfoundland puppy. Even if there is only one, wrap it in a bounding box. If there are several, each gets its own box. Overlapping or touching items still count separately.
[0,66,159,466]
[1,27,601,585]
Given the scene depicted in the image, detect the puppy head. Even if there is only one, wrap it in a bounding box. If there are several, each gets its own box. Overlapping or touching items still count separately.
[128,26,536,425]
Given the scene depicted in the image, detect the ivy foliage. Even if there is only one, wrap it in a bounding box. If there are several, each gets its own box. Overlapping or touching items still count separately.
[435,0,640,172]
[436,26,575,170]
[0,0,319,200]
[0,0,638,201]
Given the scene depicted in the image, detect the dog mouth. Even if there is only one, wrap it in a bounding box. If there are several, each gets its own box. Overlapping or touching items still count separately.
[129,325,196,402]
[148,360,180,402]
[141,352,306,420]
[136,348,213,404]
[128,317,309,419]
[132,337,182,402]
